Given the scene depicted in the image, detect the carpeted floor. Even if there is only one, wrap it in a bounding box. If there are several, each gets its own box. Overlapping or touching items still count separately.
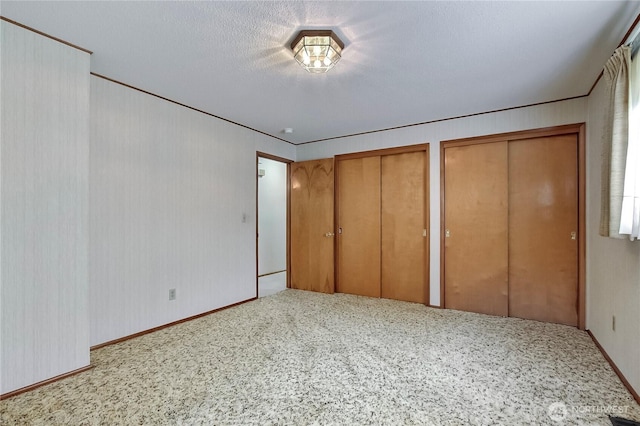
[1,289,639,425]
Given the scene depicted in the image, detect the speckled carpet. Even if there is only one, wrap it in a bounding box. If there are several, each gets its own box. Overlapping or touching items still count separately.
[1,289,639,425]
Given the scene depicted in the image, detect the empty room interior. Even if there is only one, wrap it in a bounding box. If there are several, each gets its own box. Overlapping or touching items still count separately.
[2,1,640,424]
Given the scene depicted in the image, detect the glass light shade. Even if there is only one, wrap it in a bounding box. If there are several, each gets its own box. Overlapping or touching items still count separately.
[291,30,344,73]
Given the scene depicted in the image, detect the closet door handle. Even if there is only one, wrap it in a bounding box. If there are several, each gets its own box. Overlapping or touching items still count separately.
[445,229,451,238]
[570,231,576,240]
[325,232,335,237]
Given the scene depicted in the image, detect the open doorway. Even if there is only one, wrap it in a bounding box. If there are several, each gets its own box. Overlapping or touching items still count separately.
[257,153,290,297]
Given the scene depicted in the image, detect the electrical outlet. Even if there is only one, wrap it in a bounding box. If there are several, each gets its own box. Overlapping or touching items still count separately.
[612,315,616,331]
[169,288,176,301]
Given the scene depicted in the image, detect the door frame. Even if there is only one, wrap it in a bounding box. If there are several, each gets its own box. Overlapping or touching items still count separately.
[439,123,586,329]
[256,152,293,297]
[335,143,430,305]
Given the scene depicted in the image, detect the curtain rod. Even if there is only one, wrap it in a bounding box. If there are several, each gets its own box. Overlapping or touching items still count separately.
[626,29,640,47]
[622,13,640,47]
[627,27,640,59]
[621,12,640,59]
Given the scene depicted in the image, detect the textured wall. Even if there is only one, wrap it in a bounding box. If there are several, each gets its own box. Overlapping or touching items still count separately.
[1,21,91,394]
[258,157,287,276]
[297,97,588,306]
[587,77,640,396]
[89,76,294,346]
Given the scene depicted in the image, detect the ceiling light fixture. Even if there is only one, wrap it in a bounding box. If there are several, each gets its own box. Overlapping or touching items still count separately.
[290,30,344,73]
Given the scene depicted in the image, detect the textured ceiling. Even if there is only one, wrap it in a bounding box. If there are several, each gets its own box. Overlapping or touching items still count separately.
[2,1,639,144]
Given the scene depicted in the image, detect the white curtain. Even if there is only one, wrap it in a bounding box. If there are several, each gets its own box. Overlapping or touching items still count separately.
[618,47,640,240]
[600,46,630,238]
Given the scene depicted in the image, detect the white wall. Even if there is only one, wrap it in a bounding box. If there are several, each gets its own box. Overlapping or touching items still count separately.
[89,76,294,346]
[1,21,91,394]
[258,157,287,276]
[586,77,640,395]
[297,98,588,306]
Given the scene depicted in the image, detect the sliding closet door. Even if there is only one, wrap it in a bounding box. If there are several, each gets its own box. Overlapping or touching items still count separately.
[336,157,381,297]
[290,158,335,293]
[444,142,509,316]
[508,135,578,326]
[381,151,427,303]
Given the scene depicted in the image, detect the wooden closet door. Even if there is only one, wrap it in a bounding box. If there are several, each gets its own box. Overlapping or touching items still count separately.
[508,135,578,326]
[290,158,335,293]
[444,142,509,316]
[336,157,381,297]
[381,151,427,303]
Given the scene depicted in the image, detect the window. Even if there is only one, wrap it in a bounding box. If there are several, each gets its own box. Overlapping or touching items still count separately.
[600,34,640,241]
[618,40,640,240]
